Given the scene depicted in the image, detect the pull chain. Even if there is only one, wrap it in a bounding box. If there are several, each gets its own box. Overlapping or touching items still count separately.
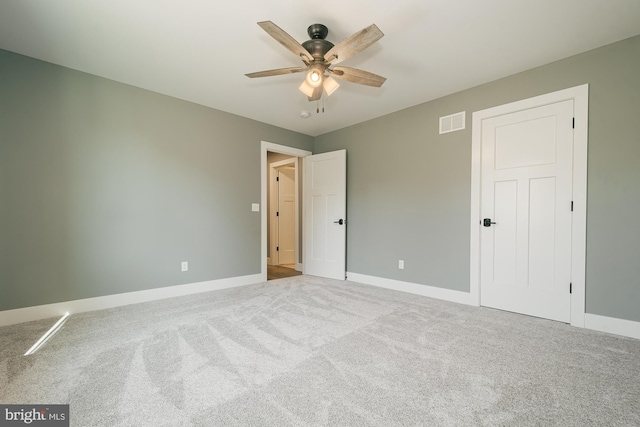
[315,95,327,114]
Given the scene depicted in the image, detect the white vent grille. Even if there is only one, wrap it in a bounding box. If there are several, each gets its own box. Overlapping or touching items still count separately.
[439,111,466,134]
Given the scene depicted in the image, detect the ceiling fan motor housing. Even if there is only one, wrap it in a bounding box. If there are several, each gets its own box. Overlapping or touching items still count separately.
[302,24,334,61]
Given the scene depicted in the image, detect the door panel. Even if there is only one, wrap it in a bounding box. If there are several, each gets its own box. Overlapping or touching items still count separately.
[326,193,341,263]
[528,177,556,288]
[481,100,573,322]
[304,150,346,280]
[493,180,517,285]
[311,194,326,261]
[277,167,296,265]
[495,115,557,169]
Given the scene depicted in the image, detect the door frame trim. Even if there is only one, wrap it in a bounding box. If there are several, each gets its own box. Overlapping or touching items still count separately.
[261,141,312,281]
[469,84,589,327]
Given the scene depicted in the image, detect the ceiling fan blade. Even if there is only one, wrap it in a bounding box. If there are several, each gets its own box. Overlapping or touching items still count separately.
[332,66,387,87]
[258,21,313,64]
[245,67,305,78]
[308,85,323,102]
[324,24,384,65]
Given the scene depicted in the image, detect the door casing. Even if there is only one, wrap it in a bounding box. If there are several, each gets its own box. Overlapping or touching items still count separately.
[470,84,589,327]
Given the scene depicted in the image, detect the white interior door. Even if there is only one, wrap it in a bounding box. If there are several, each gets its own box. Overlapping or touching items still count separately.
[303,149,346,280]
[480,100,574,322]
[277,167,296,265]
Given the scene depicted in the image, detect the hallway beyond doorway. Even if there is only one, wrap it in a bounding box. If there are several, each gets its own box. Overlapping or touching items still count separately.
[267,264,302,280]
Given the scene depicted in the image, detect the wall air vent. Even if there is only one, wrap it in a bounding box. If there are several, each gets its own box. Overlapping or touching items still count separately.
[439,111,466,134]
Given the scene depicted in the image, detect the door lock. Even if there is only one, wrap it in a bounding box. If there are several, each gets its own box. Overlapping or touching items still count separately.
[483,218,497,227]
[333,219,345,225]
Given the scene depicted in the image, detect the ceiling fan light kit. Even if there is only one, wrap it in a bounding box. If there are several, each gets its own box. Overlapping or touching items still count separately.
[246,21,386,102]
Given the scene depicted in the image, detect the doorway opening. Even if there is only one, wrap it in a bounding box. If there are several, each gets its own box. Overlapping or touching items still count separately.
[267,155,301,280]
[261,142,311,282]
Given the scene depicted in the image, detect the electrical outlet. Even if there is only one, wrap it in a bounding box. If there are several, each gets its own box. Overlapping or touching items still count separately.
[181,261,188,272]
[398,260,404,270]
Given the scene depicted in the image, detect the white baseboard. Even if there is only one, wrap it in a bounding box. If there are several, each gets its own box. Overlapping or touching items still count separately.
[584,313,640,340]
[347,273,639,341]
[296,262,303,272]
[6,273,637,341]
[0,274,263,327]
[346,272,477,306]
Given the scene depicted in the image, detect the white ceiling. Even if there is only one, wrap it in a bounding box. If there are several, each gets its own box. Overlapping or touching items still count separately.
[1,1,639,137]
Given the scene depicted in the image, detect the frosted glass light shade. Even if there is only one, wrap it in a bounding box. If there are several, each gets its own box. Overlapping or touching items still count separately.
[323,76,340,96]
[299,80,315,97]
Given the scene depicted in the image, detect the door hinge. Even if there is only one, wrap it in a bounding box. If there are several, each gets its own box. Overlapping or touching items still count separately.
[276,246,279,251]
[571,201,574,211]
[570,283,572,294]
[276,211,279,216]
[572,118,575,129]
[276,176,279,181]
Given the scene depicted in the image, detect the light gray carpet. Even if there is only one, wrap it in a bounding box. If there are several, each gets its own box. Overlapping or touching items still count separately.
[1,275,639,426]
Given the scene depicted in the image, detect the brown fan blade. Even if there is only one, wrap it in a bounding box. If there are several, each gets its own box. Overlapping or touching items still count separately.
[324,24,384,65]
[308,85,323,102]
[245,67,305,78]
[332,66,387,87]
[258,21,313,64]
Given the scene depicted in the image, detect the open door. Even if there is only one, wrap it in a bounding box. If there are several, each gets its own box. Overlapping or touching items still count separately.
[303,150,346,280]
[276,166,296,266]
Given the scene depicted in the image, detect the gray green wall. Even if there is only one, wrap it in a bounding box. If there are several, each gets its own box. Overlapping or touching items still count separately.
[0,49,313,311]
[314,35,640,323]
[2,36,639,324]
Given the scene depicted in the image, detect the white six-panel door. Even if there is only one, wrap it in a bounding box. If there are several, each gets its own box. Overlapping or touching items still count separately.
[303,150,346,280]
[480,100,574,322]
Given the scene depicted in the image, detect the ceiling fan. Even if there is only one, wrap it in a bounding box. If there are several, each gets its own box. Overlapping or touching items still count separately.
[246,21,386,101]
